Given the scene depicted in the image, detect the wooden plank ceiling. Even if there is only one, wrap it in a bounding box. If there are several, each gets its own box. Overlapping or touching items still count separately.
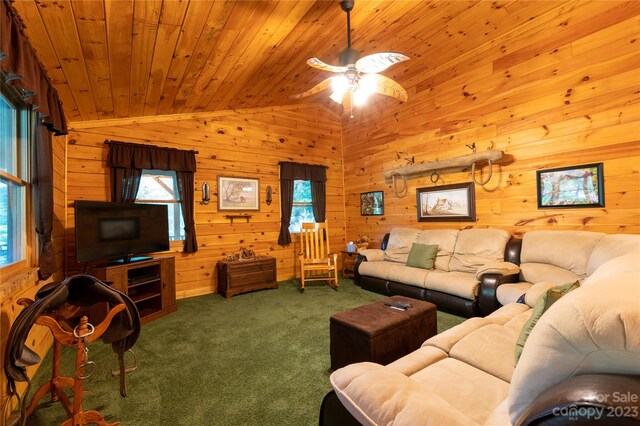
[11,0,565,122]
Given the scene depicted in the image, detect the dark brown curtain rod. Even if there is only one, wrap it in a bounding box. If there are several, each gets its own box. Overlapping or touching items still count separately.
[104,139,198,154]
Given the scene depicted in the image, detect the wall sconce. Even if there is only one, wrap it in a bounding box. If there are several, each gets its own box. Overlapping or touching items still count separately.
[202,182,210,205]
[266,186,272,205]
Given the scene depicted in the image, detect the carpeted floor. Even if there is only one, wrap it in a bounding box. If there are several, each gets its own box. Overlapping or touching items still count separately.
[25,278,464,425]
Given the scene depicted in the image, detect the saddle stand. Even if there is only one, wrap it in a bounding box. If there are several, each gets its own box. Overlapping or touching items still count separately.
[20,299,126,426]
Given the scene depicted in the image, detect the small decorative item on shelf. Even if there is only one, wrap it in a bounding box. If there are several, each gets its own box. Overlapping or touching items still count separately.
[346,242,357,253]
[355,235,371,252]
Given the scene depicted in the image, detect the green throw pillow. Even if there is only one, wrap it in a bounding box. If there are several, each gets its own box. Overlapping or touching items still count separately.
[514,281,580,365]
[406,243,438,270]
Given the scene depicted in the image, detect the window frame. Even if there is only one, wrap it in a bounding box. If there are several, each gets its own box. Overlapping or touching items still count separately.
[0,77,33,277]
[135,169,185,242]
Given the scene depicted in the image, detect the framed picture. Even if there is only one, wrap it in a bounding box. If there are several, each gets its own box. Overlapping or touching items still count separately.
[360,191,384,216]
[416,182,476,222]
[217,176,260,211]
[536,163,604,208]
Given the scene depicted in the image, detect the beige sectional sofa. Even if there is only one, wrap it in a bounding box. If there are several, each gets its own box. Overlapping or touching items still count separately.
[496,230,640,306]
[327,251,640,425]
[356,227,518,316]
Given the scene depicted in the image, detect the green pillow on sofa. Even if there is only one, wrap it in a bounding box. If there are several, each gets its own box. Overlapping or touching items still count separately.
[406,243,438,270]
[515,281,580,365]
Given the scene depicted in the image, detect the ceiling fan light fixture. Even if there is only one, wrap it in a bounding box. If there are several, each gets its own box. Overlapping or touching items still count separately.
[330,90,345,104]
[331,75,349,93]
[353,88,369,106]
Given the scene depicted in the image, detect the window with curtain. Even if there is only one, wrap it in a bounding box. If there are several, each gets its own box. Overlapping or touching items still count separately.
[0,83,30,269]
[135,170,185,241]
[289,180,315,233]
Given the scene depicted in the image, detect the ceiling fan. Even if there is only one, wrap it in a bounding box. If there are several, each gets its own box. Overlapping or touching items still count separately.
[290,0,410,116]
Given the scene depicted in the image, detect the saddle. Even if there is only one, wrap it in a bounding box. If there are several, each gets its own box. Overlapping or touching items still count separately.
[3,275,141,402]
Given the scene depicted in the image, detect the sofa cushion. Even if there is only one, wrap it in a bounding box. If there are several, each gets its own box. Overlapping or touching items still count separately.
[496,282,532,306]
[406,243,438,269]
[357,261,389,280]
[384,228,419,263]
[331,362,477,426]
[514,281,579,365]
[449,228,510,274]
[409,358,510,425]
[583,253,640,286]
[520,230,605,278]
[423,270,479,300]
[508,270,640,424]
[416,229,459,271]
[586,233,640,276]
[449,324,520,383]
[386,263,430,288]
[519,263,582,285]
[386,345,448,376]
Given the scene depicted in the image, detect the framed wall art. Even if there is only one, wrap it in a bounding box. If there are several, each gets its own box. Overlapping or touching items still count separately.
[416,182,476,222]
[536,163,604,209]
[360,191,384,216]
[217,176,260,211]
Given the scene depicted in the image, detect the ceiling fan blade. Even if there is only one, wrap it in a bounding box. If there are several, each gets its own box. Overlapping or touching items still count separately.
[289,77,335,100]
[355,52,410,74]
[306,57,348,73]
[368,74,409,102]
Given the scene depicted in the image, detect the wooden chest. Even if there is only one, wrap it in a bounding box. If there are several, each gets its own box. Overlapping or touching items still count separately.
[217,256,278,298]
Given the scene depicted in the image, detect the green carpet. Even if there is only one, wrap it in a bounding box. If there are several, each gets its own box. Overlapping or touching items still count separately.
[25,279,464,425]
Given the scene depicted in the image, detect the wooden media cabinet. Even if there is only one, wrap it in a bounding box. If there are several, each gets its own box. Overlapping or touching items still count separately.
[91,256,177,324]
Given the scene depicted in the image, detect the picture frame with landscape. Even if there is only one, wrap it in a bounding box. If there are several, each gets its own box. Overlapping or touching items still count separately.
[360,191,384,216]
[217,176,260,211]
[536,163,604,209]
[416,182,476,222]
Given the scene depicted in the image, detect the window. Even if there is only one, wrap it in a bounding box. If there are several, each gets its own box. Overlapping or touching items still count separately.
[0,85,29,269]
[135,170,185,241]
[288,180,315,233]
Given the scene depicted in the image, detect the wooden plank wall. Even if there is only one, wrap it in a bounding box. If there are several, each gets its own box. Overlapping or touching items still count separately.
[65,104,344,299]
[0,134,67,415]
[342,1,640,245]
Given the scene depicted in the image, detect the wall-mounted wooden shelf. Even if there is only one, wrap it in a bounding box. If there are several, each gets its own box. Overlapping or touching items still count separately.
[225,214,252,223]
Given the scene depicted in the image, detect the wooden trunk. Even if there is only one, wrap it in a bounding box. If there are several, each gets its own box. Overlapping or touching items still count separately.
[217,257,278,299]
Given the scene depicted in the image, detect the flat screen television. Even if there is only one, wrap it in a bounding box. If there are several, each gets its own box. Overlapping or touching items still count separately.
[75,200,170,264]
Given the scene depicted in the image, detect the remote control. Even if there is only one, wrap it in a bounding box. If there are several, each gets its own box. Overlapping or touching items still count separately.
[384,300,412,309]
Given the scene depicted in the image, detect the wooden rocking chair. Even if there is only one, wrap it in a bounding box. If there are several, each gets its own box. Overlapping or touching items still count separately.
[299,222,339,291]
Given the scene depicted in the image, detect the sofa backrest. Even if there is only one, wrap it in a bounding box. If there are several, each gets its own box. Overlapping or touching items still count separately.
[449,228,511,273]
[384,228,420,263]
[519,230,605,284]
[586,233,640,276]
[508,254,640,424]
[416,229,459,271]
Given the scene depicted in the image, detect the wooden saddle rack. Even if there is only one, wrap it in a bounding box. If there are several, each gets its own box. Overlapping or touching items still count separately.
[3,275,141,426]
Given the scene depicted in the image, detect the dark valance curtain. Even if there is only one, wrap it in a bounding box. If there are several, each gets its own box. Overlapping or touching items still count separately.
[107,140,199,253]
[32,113,56,279]
[278,162,327,246]
[0,0,67,135]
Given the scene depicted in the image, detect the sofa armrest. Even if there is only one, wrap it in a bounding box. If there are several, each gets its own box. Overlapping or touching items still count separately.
[330,363,476,426]
[476,261,520,279]
[358,249,385,262]
[477,273,520,316]
[515,374,640,426]
[353,255,366,285]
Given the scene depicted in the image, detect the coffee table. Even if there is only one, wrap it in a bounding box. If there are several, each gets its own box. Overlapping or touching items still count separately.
[329,296,437,370]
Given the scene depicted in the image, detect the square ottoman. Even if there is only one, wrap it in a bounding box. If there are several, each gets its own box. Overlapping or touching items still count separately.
[330,296,437,370]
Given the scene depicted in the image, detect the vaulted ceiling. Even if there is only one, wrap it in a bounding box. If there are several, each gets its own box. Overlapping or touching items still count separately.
[12,0,564,122]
